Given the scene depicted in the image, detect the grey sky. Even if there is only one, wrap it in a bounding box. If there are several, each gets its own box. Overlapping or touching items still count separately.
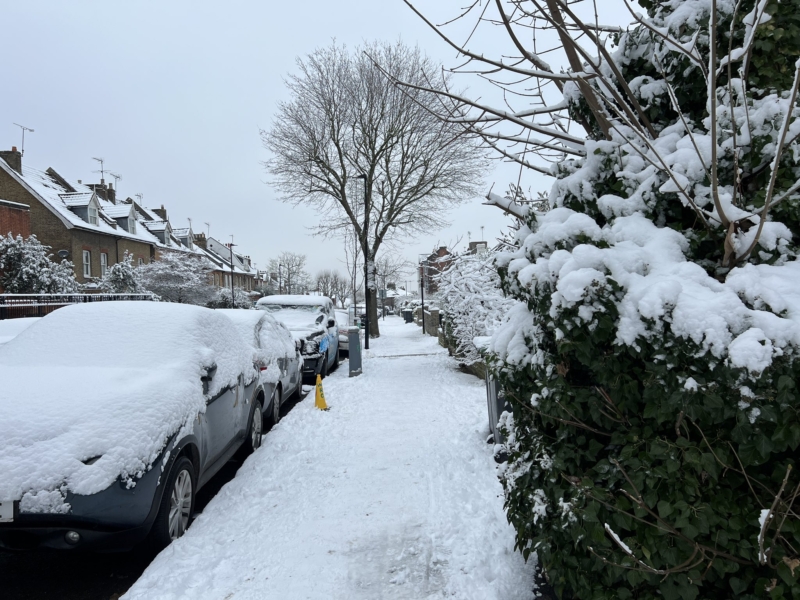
[3,1,634,285]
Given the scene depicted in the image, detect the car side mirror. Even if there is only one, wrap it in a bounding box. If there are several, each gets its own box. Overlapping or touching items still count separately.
[201,364,217,394]
[327,318,336,328]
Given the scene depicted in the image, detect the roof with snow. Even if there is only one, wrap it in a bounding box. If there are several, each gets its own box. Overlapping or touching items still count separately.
[0,161,160,246]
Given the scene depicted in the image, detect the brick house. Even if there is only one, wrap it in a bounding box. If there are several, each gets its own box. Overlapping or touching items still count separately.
[193,233,256,292]
[0,148,158,284]
[0,197,30,239]
[419,246,454,294]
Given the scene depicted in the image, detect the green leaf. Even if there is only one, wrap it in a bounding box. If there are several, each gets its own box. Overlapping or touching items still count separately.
[657,500,673,518]
[730,577,748,595]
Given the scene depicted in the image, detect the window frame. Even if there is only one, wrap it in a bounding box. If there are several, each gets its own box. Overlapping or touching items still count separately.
[100,252,108,277]
[82,250,91,278]
[87,204,99,226]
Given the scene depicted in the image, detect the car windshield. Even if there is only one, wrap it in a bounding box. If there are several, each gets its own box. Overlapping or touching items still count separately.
[262,304,324,313]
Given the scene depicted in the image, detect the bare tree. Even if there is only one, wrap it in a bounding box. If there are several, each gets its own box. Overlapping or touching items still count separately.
[267,252,310,295]
[263,40,487,337]
[374,254,412,290]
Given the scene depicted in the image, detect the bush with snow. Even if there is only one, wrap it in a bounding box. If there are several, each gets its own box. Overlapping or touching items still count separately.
[480,2,800,598]
[207,286,253,309]
[437,250,517,365]
[135,251,216,305]
[99,250,141,294]
[0,233,79,293]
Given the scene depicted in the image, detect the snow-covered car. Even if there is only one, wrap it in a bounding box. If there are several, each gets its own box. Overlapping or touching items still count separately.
[0,317,40,345]
[335,309,350,358]
[0,302,266,552]
[215,309,303,425]
[255,295,339,379]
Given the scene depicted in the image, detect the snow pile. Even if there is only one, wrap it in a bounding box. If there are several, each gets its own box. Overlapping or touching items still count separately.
[124,317,533,600]
[0,302,253,512]
[0,317,40,345]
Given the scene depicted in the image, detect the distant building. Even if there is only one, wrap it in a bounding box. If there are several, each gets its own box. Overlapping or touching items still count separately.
[419,246,454,294]
[193,234,256,292]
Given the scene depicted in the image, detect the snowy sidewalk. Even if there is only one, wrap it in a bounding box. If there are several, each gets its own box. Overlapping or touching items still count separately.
[124,316,533,600]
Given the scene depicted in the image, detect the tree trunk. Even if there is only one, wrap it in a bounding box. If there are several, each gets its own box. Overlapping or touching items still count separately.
[368,287,380,338]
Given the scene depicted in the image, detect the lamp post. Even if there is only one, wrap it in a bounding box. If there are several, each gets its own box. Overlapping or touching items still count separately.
[229,236,237,307]
[355,173,369,350]
[418,254,428,334]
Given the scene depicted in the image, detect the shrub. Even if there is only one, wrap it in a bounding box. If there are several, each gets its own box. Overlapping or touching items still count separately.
[485,1,800,598]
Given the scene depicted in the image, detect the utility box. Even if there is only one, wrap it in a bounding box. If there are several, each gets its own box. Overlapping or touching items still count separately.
[348,326,362,377]
[485,373,510,444]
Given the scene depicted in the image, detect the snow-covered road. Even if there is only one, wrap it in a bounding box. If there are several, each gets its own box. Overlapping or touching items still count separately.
[124,316,534,600]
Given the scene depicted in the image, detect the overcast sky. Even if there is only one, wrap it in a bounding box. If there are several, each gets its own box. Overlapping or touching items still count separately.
[3,1,634,287]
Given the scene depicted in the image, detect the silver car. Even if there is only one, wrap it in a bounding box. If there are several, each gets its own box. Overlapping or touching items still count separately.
[0,302,266,552]
[216,309,303,425]
[256,295,340,380]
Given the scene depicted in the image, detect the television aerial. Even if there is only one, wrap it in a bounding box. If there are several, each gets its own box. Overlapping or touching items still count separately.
[12,123,34,156]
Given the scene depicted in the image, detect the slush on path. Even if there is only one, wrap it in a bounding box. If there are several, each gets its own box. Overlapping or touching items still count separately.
[124,316,534,600]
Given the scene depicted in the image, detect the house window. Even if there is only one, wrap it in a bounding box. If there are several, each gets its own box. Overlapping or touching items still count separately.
[82,250,91,278]
[129,219,137,234]
[138,258,144,267]
[100,253,108,277]
[88,205,99,225]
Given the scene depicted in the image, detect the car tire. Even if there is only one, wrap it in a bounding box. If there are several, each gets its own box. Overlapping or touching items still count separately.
[239,400,263,457]
[271,387,282,426]
[149,456,195,550]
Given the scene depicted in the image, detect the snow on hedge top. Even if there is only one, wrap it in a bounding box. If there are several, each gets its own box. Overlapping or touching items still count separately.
[0,302,253,510]
[214,309,296,383]
[491,186,800,376]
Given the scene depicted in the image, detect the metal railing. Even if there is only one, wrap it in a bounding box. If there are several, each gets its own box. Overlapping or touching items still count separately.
[0,293,155,320]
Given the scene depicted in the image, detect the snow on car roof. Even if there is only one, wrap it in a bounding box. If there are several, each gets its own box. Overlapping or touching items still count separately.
[215,309,296,382]
[0,302,253,513]
[257,295,331,306]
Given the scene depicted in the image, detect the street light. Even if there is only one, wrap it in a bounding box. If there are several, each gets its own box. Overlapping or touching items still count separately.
[229,236,237,307]
[355,173,369,350]
[418,254,429,334]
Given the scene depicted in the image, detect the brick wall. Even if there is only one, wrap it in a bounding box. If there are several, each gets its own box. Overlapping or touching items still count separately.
[0,199,30,238]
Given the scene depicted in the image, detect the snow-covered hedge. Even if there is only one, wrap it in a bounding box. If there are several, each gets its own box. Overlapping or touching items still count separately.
[437,250,517,365]
[0,233,79,293]
[487,2,800,598]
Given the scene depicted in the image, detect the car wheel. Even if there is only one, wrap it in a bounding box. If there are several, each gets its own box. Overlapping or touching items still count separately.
[150,456,195,550]
[240,400,263,456]
[271,386,282,425]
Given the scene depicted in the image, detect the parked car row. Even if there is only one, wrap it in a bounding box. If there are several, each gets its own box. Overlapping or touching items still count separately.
[0,296,339,553]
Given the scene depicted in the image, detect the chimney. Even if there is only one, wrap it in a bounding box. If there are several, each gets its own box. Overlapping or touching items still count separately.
[0,147,22,175]
[107,182,116,204]
[153,204,168,221]
[193,232,207,249]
